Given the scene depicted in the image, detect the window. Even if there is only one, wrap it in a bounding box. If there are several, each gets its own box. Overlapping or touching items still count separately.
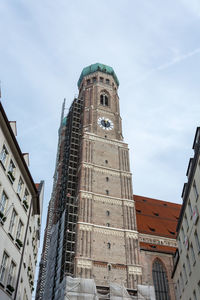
[8,160,15,183]
[106,210,110,216]
[100,94,109,106]
[105,160,108,164]
[23,189,29,210]
[152,259,170,300]
[178,237,182,252]
[107,242,111,249]
[198,280,200,295]
[188,200,193,217]
[16,220,23,241]
[193,181,199,200]
[180,272,184,291]
[106,177,109,182]
[7,260,16,286]
[0,252,9,283]
[0,191,7,214]
[106,190,109,195]
[92,77,96,83]
[23,189,29,202]
[190,243,196,265]
[0,145,8,165]
[108,264,111,271]
[106,223,110,227]
[177,279,181,298]
[100,77,104,82]
[23,289,28,300]
[183,264,187,283]
[86,79,90,85]
[9,209,17,236]
[184,213,189,231]
[181,226,185,241]
[193,290,197,300]
[106,79,110,84]
[17,177,23,195]
[186,254,191,274]
[194,231,200,253]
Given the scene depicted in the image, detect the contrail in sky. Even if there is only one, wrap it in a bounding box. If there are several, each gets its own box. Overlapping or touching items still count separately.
[135,47,200,84]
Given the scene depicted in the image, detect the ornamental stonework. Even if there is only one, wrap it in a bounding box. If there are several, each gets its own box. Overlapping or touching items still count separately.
[78,222,138,239]
[128,265,142,275]
[139,233,177,248]
[79,191,135,207]
[77,258,92,269]
[83,132,128,148]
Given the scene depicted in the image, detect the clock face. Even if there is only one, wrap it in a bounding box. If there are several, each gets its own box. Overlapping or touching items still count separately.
[98,117,114,130]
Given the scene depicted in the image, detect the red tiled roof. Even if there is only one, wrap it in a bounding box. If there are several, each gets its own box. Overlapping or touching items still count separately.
[140,242,177,254]
[134,195,181,239]
[35,183,40,190]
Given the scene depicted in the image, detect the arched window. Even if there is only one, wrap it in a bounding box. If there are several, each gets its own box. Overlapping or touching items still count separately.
[152,259,170,300]
[100,93,109,106]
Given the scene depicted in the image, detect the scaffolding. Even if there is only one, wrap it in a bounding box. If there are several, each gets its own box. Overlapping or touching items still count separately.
[36,98,83,300]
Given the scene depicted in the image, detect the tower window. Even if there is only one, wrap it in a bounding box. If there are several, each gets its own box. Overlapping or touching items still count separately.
[108,264,111,271]
[100,77,104,82]
[106,79,110,84]
[106,210,110,216]
[92,77,97,83]
[105,160,108,164]
[106,177,109,182]
[152,259,170,300]
[106,223,110,227]
[106,190,109,195]
[87,79,90,85]
[107,242,111,249]
[100,94,109,106]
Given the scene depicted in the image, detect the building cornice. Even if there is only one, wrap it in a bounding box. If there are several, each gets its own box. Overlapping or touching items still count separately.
[83,132,128,148]
[79,190,134,206]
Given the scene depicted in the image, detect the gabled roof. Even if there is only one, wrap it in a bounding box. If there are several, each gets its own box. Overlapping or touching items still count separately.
[134,195,181,239]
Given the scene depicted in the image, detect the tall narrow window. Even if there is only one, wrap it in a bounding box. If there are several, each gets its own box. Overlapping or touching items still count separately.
[190,243,196,265]
[180,272,184,291]
[8,160,15,183]
[0,145,8,166]
[7,260,16,286]
[152,259,170,300]
[184,213,189,231]
[193,181,199,200]
[193,290,197,300]
[16,220,23,241]
[0,252,9,283]
[107,242,111,249]
[183,264,187,283]
[194,231,200,253]
[9,209,17,236]
[188,200,193,217]
[0,191,7,214]
[186,255,191,274]
[100,94,109,106]
[181,226,185,241]
[17,177,23,195]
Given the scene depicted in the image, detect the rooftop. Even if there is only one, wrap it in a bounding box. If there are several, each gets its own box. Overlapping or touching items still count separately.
[134,195,181,239]
[77,63,119,88]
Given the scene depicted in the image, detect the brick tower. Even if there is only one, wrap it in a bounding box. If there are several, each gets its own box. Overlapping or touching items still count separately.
[36,63,142,300]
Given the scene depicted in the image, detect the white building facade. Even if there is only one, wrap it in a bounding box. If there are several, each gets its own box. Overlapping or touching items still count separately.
[0,102,44,300]
[172,127,200,299]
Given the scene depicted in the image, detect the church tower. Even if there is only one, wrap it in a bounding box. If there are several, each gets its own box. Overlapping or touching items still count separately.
[75,64,141,289]
[36,63,142,300]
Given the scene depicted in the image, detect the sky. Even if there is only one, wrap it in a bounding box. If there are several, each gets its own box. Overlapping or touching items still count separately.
[0,0,200,295]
